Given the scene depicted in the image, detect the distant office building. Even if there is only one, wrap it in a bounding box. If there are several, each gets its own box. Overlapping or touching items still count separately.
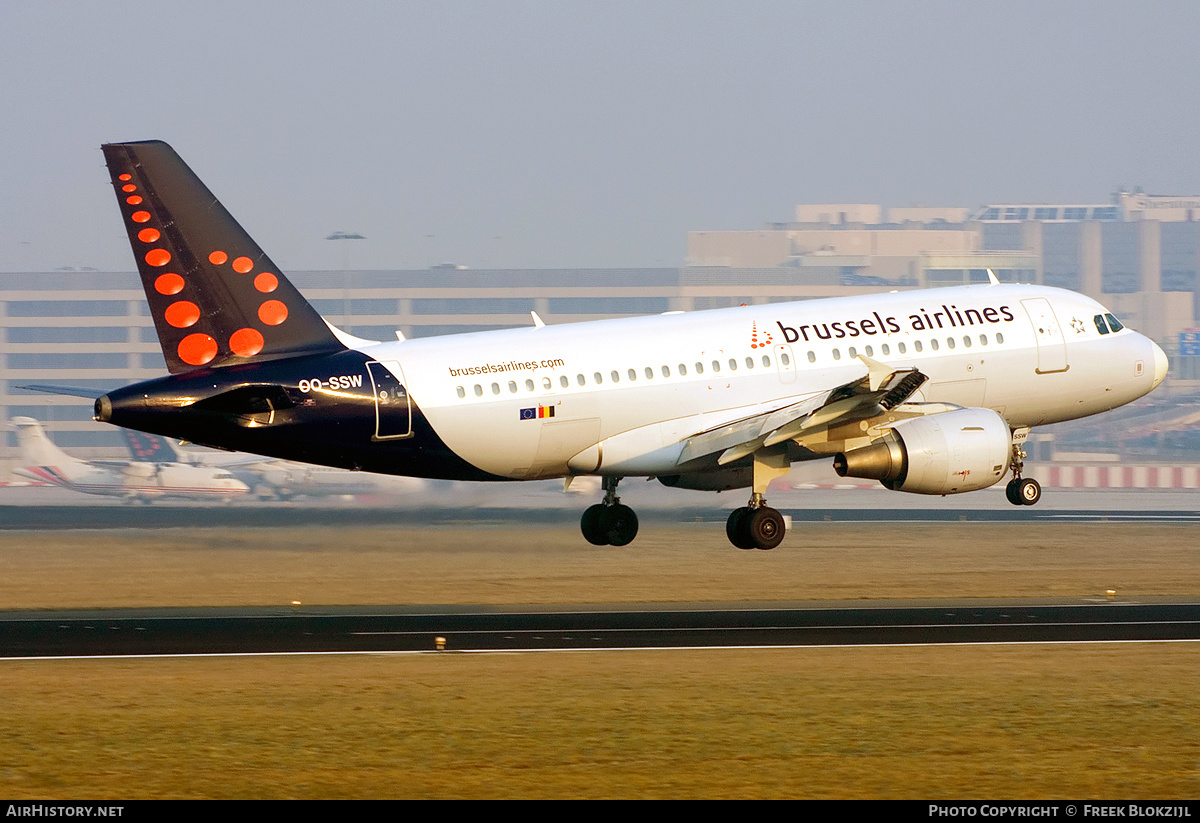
[687,194,1199,344]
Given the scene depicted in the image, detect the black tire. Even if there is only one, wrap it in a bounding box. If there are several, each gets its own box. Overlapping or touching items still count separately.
[747,507,786,550]
[1005,478,1023,506]
[1018,477,1041,506]
[600,503,639,547]
[581,504,609,545]
[726,507,755,550]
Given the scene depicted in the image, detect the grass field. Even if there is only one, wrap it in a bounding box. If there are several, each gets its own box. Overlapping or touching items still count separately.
[1,521,1198,798]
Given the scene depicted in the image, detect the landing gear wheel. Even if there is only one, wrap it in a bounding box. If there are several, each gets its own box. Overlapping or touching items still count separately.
[726,506,785,550]
[726,508,755,550]
[581,504,609,545]
[746,507,786,550]
[1005,478,1023,506]
[1016,477,1041,506]
[599,503,638,547]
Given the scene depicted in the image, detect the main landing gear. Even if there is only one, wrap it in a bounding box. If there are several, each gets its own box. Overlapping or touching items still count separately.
[581,476,639,546]
[726,494,786,550]
[726,445,791,550]
[1004,441,1041,506]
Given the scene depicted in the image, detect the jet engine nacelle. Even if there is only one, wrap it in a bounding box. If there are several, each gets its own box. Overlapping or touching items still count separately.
[833,408,1011,495]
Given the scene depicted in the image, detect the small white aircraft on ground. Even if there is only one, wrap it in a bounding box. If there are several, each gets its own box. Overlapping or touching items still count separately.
[10,417,249,502]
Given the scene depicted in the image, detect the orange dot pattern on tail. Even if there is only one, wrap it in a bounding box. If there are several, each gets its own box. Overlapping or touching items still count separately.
[109,152,301,371]
[164,301,200,328]
[258,299,288,326]
[144,248,171,267]
[178,333,218,366]
[229,327,264,357]
[154,273,185,296]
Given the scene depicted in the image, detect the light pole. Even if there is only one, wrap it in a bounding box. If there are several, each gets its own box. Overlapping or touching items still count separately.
[326,231,366,326]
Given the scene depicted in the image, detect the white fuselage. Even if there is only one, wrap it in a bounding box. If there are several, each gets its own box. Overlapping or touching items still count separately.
[341,283,1166,480]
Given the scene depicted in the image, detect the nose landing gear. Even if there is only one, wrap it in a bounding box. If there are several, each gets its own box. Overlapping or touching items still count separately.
[1004,442,1041,506]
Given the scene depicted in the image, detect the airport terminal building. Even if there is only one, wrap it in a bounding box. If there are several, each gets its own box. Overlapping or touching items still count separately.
[3,191,1199,457]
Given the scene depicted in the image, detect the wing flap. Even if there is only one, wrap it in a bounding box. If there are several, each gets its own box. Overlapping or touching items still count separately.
[683,358,928,465]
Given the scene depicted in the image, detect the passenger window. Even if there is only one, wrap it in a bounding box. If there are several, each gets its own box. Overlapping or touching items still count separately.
[848,346,857,358]
[946,337,955,349]
[864,345,873,357]
[695,362,704,374]
[762,356,770,367]
[913,341,923,352]
[542,377,552,389]
[898,342,906,354]
[456,386,465,398]
[508,381,517,393]
[807,350,816,363]
[560,375,569,388]
[962,335,972,348]
[611,370,620,383]
[729,358,738,371]
[662,365,671,377]
[491,383,500,395]
[781,352,790,366]
[996,332,1005,344]
[474,384,483,396]
[577,374,585,386]
[712,360,720,372]
[527,379,535,391]
[881,344,890,355]
[1094,314,1110,335]
[594,372,603,384]
[627,369,636,381]
[979,335,987,346]
[679,364,687,375]
[645,367,654,379]
[930,339,939,351]
[832,349,841,361]
[745,357,754,369]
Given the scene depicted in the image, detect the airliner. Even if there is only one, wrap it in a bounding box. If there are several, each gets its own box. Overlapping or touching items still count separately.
[10,417,249,502]
[92,141,1168,548]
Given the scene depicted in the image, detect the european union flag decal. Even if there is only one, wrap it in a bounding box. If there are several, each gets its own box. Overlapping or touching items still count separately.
[519,405,556,420]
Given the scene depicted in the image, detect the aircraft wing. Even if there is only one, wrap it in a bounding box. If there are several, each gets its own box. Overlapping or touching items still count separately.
[679,355,927,466]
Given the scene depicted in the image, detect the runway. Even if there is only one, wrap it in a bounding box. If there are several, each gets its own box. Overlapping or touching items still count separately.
[2,503,1200,530]
[4,599,1198,658]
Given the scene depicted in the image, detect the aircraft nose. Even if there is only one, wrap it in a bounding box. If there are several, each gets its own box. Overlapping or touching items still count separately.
[1151,340,1168,389]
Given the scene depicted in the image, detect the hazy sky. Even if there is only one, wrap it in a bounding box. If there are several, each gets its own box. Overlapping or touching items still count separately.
[3,1,1199,272]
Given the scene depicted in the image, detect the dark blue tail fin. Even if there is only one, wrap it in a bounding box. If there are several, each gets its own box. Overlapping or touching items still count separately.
[119,427,180,462]
[102,141,344,373]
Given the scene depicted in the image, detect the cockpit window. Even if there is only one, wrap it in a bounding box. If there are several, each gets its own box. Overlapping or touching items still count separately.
[1094,314,1110,335]
[1105,313,1124,332]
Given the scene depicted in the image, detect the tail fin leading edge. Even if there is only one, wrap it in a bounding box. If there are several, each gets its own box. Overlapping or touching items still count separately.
[102,140,343,373]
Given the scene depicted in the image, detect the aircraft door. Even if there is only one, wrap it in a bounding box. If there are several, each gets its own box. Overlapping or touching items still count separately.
[1021,298,1068,373]
[775,344,797,384]
[366,360,413,440]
